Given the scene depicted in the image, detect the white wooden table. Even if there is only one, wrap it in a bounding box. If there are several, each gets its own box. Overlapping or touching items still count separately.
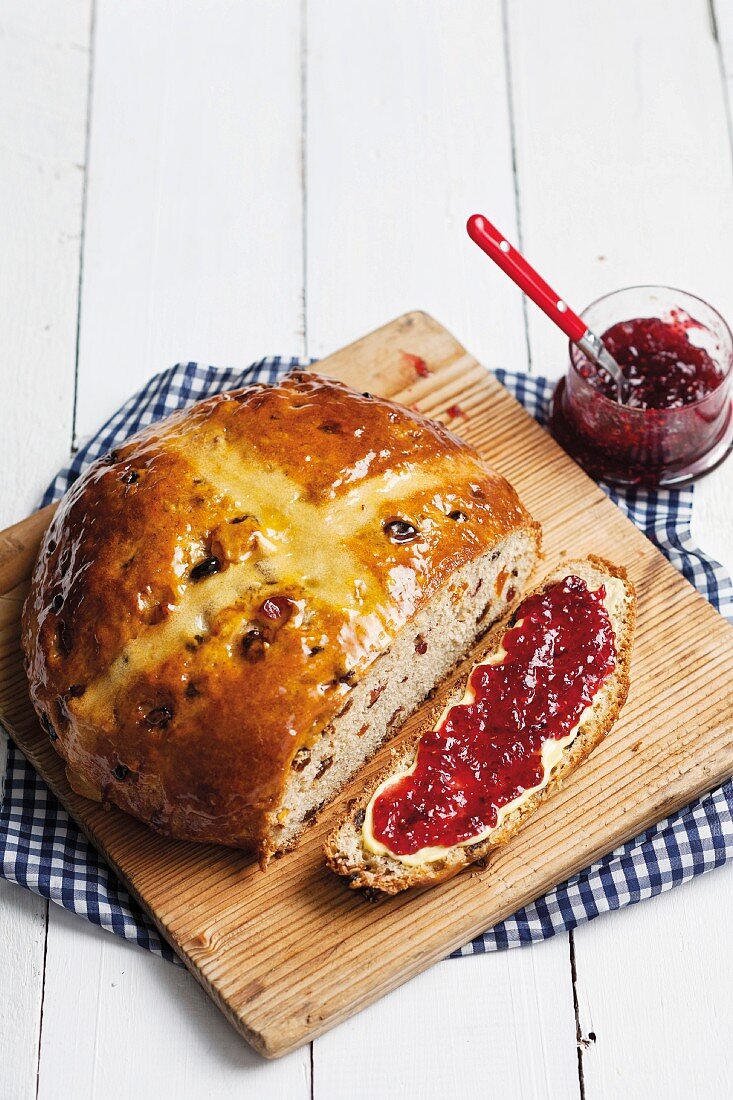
[3,3,733,1096]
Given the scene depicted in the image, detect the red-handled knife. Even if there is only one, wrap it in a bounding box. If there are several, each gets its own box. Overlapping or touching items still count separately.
[467,213,626,402]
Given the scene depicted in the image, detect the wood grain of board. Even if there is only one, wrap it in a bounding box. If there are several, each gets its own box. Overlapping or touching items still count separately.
[2,311,733,1059]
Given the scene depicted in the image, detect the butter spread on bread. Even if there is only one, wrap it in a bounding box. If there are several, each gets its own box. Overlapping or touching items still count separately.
[22,370,540,862]
[325,556,635,891]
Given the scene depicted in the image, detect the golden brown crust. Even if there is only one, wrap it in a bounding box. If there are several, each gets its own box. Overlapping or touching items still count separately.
[324,556,636,893]
[22,370,536,856]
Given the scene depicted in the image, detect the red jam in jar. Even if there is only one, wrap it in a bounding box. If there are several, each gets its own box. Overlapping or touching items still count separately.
[585,315,723,410]
[549,287,733,487]
[369,576,616,857]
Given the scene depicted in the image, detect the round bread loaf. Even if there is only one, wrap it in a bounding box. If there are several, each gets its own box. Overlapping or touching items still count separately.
[22,370,540,861]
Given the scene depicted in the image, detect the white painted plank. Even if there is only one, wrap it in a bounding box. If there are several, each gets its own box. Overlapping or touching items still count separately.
[697,1,733,577]
[0,881,48,1100]
[714,0,733,93]
[507,0,733,383]
[573,868,733,1099]
[0,5,91,1098]
[508,3,733,1096]
[37,906,310,1099]
[305,0,528,373]
[39,1,311,1094]
[0,0,90,526]
[315,938,579,1100]
[74,0,305,445]
[306,3,579,1096]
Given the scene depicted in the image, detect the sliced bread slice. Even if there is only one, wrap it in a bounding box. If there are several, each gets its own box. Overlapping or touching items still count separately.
[325,555,636,893]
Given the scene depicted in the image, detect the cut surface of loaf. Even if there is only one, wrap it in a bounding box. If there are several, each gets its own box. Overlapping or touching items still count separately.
[325,556,636,893]
[22,368,540,861]
[274,527,538,852]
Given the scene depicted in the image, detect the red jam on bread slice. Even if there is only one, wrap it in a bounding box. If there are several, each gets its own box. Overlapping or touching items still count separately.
[363,576,617,864]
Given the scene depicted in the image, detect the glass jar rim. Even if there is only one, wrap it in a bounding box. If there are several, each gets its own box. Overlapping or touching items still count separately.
[568,284,733,416]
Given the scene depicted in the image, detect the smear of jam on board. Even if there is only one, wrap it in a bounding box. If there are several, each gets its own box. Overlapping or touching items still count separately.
[401,351,430,378]
[369,576,616,856]
[583,314,724,410]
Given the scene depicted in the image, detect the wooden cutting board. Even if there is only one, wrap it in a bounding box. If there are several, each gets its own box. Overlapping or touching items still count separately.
[2,311,733,1058]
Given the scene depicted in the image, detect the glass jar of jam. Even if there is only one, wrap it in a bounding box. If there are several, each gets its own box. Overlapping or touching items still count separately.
[549,286,733,486]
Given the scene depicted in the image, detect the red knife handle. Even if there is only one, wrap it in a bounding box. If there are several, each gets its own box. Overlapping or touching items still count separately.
[466,214,587,343]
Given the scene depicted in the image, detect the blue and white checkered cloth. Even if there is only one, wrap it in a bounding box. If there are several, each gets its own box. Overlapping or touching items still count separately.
[2,358,732,965]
